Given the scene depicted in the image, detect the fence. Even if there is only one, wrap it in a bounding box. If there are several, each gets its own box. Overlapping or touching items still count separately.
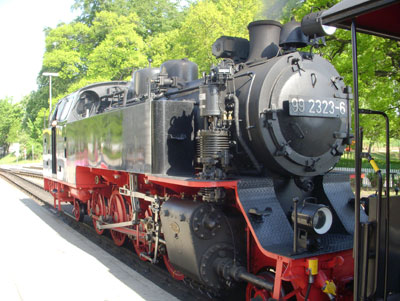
[333,167,400,188]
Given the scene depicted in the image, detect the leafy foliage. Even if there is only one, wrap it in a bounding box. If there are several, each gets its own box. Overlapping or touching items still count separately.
[86,12,147,80]
[73,0,189,38]
[43,22,91,81]
[0,97,23,152]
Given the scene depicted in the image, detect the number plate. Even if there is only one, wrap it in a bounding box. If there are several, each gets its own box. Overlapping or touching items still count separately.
[288,97,347,118]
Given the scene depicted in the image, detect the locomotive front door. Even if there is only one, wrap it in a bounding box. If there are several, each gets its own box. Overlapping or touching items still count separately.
[51,126,56,174]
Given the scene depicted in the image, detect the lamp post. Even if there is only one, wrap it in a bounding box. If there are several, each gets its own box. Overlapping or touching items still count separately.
[43,72,59,117]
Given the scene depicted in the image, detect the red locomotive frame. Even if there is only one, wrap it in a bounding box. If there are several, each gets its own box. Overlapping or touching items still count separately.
[45,166,354,300]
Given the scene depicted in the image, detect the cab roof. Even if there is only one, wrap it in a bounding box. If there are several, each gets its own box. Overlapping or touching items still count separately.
[321,0,400,40]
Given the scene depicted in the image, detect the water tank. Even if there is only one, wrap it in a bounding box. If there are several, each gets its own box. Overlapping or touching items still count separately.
[160,59,198,82]
[127,67,160,99]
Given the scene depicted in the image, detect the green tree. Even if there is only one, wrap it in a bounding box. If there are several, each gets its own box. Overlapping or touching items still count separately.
[25,114,45,159]
[21,88,50,128]
[0,98,23,153]
[87,12,147,80]
[43,22,91,82]
[73,0,189,38]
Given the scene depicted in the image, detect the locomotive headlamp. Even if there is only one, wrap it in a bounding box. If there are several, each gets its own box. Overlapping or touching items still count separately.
[301,11,336,38]
[292,202,333,235]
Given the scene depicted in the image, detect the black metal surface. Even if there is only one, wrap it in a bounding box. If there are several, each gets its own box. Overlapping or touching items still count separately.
[237,177,293,249]
[199,84,220,117]
[279,18,308,49]
[247,20,282,62]
[301,11,330,38]
[365,196,400,299]
[64,101,152,181]
[211,36,249,63]
[127,67,160,100]
[160,198,245,289]
[160,59,198,82]
[152,99,196,175]
[236,176,353,259]
[359,222,371,299]
[321,172,367,234]
[233,51,350,177]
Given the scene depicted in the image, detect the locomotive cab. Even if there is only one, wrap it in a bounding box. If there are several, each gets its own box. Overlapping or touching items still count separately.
[43,82,128,180]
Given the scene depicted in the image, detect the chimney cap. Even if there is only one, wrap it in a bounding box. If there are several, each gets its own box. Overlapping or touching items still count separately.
[248,20,282,29]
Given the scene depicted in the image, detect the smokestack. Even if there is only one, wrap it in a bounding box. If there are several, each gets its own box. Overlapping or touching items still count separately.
[247,20,282,62]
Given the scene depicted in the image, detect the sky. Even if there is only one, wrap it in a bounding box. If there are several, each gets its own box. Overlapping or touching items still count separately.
[0,0,79,103]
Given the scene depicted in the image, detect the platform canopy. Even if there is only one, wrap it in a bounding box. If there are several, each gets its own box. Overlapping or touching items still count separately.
[321,0,400,40]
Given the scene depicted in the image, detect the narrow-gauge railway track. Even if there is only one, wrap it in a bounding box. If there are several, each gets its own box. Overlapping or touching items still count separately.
[0,168,219,301]
[11,169,44,179]
[3,168,44,187]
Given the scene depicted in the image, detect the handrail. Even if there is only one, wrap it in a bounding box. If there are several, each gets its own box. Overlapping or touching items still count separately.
[359,108,390,301]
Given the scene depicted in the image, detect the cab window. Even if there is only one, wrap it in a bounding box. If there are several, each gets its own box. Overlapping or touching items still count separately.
[59,92,77,120]
[75,91,100,118]
[50,92,77,124]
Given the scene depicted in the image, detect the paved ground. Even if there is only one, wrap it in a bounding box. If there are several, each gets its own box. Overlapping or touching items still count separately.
[0,177,179,301]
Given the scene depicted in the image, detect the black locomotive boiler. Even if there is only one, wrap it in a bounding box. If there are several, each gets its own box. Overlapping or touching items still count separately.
[44,18,359,300]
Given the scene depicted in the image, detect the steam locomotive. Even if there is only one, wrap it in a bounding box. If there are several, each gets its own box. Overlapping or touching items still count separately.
[44,17,359,300]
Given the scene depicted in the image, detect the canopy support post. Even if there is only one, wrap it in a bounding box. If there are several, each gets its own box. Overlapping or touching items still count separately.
[351,19,361,301]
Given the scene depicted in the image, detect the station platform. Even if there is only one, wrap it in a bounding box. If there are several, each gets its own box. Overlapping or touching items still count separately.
[0,177,179,301]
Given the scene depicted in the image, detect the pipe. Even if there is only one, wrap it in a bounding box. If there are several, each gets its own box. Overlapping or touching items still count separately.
[383,112,390,301]
[293,197,299,254]
[245,72,256,141]
[360,223,370,299]
[376,170,383,294]
[304,281,312,301]
[305,272,314,301]
[228,94,262,174]
[164,85,199,96]
[351,20,361,301]
[233,71,257,142]
[216,259,274,292]
[236,268,274,291]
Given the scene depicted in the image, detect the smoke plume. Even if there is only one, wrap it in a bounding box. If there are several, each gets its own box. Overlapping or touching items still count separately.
[263,0,296,20]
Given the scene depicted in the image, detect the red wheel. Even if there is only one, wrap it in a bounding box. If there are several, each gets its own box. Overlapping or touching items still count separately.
[163,255,185,281]
[73,199,85,222]
[246,272,274,301]
[91,191,105,235]
[132,208,154,261]
[109,191,127,246]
